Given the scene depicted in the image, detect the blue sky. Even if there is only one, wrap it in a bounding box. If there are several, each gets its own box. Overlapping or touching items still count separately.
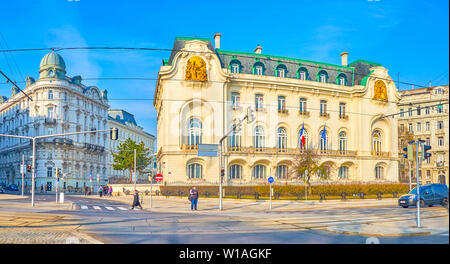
[0,0,449,136]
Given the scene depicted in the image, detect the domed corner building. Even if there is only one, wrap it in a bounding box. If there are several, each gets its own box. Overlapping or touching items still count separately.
[0,51,110,191]
[153,34,401,186]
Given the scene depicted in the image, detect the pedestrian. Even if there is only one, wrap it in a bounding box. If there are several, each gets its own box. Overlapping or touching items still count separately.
[40,184,43,194]
[131,190,143,210]
[98,185,103,197]
[84,185,88,196]
[109,185,113,197]
[44,184,47,193]
[189,186,199,211]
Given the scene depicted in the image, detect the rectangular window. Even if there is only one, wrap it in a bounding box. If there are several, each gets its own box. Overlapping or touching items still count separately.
[231,92,240,108]
[255,94,264,110]
[417,107,421,116]
[438,137,444,146]
[299,98,307,113]
[400,124,405,132]
[400,109,404,117]
[47,167,53,178]
[339,103,346,117]
[255,66,263,75]
[426,137,430,146]
[299,71,306,80]
[231,64,239,73]
[425,107,430,115]
[425,122,430,131]
[278,96,286,111]
[278,68,285,78]
[408,108,413,116]
[320,74,326,83]
[416,122,421,132]
[408,123,413,132]
[437,121,443,129]
[320,100,327,114]
[47,107,54,118]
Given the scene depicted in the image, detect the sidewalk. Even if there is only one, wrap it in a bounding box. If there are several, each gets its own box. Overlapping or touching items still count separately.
[326,215,449,237]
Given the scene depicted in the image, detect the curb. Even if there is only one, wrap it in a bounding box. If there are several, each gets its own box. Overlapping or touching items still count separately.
[325,227,432,237]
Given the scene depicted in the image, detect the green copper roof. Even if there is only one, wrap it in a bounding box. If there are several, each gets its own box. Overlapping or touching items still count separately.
[216,49,354,70]
[349,59,382,67]
[40,51,66,70]
[175,36,210,42]
[361,70,374,86]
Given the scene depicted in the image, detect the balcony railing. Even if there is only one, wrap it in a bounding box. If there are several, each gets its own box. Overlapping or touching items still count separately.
[339,114,348,120]
[44,118,56,124]
[319,112,330,118]
[181,144,198,151]
[298,111,310,117]
[226,147,357,156]
[371,151,390,158]
[278,109,288,114]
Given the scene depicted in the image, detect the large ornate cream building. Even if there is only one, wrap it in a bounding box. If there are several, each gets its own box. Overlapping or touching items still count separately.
[398,85,449,186]
[0,51,109,190]
[154,34,400,185]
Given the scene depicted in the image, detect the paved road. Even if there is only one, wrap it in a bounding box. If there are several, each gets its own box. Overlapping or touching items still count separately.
[2,193,448,244]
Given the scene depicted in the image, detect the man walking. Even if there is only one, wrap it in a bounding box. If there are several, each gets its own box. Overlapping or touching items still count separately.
[98,185,103,198]
[189,186,199,210]
[131,190,143,210]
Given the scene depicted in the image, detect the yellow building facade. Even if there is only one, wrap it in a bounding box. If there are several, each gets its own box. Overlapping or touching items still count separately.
[154,36,400,185]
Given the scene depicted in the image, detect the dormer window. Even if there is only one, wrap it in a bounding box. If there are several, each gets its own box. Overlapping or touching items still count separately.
[276,64,287,78]
[253,62,265,76]
[317,70,328,83]
[230,59,241,73]
[337,73,347,86]
[255,66,263,75]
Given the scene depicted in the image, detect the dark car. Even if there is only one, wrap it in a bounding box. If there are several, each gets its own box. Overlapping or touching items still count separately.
[398,184,448,208]
[0,187,4,194]
[5,184,19,192]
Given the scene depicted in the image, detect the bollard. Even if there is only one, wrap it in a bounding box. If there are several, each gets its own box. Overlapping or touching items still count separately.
[340,192,347,201]
[377,192,382,200]
[254,192,260,200]
[237,192,242,199]
[320,193,326,202]
[359,192,365,199]
[393,192,398,198]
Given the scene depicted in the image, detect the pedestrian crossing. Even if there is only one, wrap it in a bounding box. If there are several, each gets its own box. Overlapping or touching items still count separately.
[78,204,137,211]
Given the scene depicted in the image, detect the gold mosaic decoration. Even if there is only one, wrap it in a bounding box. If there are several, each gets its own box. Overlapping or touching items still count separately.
[185,56,207,81]
[373,80,388,101]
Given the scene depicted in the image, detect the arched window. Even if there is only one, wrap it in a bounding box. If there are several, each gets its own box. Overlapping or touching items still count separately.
[253,62,265,75]
[336,73,347,86]
[229,126,241,150]
[277,165,288,179]
[298,128,309,150]
[317,70,328,83]
[187,118,202,146]
[48,90,53,100]
[339,131,347,153]
[319,129,329,151]
[229,60,241,73]
[372,130,382,154]
[187,163,202,179]
[297,67,308,80]
[375,165,383,179]
[229,164,242,179]
[254,126,265,151]
[276,64,287,78]
[277,127,287,151]
[253,165,266,179]
[339,166,348,179]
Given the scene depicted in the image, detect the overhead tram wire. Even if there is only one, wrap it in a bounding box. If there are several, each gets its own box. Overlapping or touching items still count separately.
[0,46,436,90]
[0,76,439,105]
[0,70,33,101]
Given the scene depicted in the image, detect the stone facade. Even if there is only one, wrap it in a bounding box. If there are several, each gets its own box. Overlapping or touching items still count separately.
[107,109,155,182]
[0,51,109,191]
[154,35,401,185]
[398,85,449,186]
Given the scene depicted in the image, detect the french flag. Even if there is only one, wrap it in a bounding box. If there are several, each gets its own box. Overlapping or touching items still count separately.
[299,122,305,147]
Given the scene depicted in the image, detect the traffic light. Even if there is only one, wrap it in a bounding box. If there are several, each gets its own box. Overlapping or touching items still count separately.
[54,168,60,178]
[402,147,408,158]
[422,145,432,160]
[247,107,255,123]
[27,164,31,173]
[110,128,118,140]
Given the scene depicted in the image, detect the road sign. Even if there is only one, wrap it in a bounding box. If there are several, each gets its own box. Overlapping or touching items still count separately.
[155,174,163,182]
[268,176,274,183]
[197,144,218,157]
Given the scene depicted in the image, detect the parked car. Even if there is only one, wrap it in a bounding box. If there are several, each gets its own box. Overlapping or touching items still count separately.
[5,184,19,192]
[0,187,4,194]
[398,184,448,208]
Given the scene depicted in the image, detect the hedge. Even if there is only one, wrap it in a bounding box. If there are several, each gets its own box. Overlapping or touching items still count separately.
[160,184,410,197]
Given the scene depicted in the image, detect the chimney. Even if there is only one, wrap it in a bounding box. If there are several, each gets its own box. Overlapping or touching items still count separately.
[340,51,349,66]
[213,33,221,49]
[254,44,262,54]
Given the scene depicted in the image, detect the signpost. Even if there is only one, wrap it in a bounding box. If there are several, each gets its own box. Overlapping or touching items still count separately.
[21,155,24,197]
[268,174,274,210]
[148,174,153,208]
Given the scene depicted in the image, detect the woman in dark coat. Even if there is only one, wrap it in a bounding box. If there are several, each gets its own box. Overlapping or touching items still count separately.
[131,190,143,210]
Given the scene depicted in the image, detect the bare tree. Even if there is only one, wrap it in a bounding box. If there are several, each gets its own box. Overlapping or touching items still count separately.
[289,148,336,195]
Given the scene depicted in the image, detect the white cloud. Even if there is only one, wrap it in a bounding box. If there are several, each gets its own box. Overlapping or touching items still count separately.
[45,25,102,84]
